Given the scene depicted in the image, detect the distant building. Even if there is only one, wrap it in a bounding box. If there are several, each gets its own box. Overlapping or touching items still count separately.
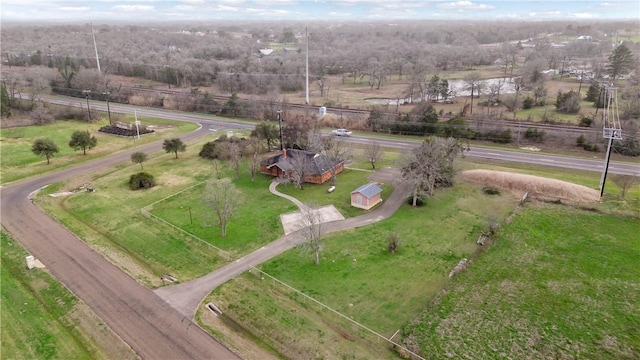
[577,35,592,41]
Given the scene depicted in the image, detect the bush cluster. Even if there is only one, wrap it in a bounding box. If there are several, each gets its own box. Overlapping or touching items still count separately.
[129,172,155,190]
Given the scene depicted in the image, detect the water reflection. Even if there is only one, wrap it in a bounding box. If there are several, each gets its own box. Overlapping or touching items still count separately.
[366,77,520,105]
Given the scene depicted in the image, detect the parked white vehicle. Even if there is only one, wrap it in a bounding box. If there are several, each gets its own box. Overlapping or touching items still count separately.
[332,129,352,136]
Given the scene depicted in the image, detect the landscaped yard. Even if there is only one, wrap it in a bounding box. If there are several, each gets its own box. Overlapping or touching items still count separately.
[1,115,197,184]
[203,181,520,358]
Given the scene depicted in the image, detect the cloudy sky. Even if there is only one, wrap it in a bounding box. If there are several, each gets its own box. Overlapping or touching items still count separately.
[1,0,638,23]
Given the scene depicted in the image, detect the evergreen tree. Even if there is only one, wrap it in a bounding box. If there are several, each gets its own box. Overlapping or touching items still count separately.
[0,83,10,118]
[607,44,634,83]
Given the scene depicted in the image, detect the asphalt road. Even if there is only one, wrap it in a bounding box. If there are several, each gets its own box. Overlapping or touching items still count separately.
[38,94,640,177]
[3,95,638,358]
[1,126,240,360]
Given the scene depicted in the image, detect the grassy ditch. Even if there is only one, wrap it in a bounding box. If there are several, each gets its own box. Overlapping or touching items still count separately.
[0,116,197,184]
[0,231,137,360]
[401,203,640,359]
[202,182,519,359]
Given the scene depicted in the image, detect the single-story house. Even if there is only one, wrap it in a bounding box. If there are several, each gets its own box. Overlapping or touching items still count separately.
[351,183,382,210]
[260,149,345,184]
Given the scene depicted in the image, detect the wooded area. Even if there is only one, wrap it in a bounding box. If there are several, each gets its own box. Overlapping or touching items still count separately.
[2,20,638,153]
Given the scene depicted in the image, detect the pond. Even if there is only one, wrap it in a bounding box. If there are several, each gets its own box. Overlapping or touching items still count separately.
[365,77,520,105]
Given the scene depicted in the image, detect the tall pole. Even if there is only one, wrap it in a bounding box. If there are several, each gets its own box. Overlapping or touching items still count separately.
[305,27,309,105]
[104,92,112,125]
[91,24,101,74]
[84,91,91,121]
[599,136,614,197]
[277,111,284,151]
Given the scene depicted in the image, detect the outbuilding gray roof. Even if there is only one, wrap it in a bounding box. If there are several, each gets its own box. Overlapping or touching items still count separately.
[351,183,382,198]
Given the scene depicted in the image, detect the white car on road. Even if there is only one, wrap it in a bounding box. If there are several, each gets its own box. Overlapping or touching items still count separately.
[332,129,352,136]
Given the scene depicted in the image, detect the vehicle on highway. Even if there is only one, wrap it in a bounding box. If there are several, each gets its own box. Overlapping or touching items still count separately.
[332,129,352,136]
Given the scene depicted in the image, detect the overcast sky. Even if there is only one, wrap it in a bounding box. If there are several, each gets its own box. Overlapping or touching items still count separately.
[2,0,639,23]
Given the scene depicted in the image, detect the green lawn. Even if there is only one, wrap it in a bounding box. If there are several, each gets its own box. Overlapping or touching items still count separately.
[149,174,297,257]
[205,182,519,358]
[402,204,640,359]
[0,116,197,184]
[0,231,136,360]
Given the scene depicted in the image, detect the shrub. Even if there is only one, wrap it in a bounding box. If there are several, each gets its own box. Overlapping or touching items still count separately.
[387,232,401,254]
[555,90,581,114]
[482,186,501,195]
[524,128,545,143]
[407,197,425,206]
[129,172,155,190]
[576,135,586,147]
[579,116,593,127]
[199,141,220,159]
[522,96,534,110]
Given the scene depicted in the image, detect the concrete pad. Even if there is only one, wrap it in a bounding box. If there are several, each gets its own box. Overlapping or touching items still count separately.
[49,191,75,197]
[280,205,345,235]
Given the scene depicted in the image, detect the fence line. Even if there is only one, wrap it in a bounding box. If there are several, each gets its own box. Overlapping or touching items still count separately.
[140,207,232,261]
[145,180,206,209]
[249,266,426,360]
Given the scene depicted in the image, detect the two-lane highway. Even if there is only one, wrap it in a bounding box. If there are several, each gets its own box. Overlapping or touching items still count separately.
[34,93,640,177]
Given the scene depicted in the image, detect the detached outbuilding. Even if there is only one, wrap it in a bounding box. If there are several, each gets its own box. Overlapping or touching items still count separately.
[351,183,382,210]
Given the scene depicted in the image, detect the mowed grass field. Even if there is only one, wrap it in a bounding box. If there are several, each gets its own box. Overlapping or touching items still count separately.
[204,182,520,359]
[0,115,197,184]
[0,232,136,360]
[402,203,640,359]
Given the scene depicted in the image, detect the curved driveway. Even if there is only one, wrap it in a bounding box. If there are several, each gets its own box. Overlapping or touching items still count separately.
[155,179,412,317]
[1,126,240,359]
[3,97,639,358]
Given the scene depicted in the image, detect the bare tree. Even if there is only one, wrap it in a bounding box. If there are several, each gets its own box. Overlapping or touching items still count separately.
[364,140,383,169]
[463,72,482,115]
[288,152,315,190]
[211,159,221,179]
[246,137,263,182]
[204,178,241,238]
[217,142,242,179]
[323,137,351,186]
[611,175,640,199]
[306,128,325,154]
[300,202,323,266]
[400,137,467,206]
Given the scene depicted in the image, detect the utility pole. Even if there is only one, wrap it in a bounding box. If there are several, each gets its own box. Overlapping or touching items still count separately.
[598,84,622,198]
[83,90,91,121]
[277,110,284,151]
[103,92,112,125]
[91,24,101,74]
[305,27,309,105]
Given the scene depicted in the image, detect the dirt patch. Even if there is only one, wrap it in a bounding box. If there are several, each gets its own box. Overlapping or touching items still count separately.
[157,174,191,187]
[100,247,161,287]
[367,167,401,185]
[460,169,600,204]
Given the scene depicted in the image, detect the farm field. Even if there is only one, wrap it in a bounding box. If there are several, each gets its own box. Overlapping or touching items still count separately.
[0,115,197,184]
[402,204,640,359]
[0,232,137,360]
